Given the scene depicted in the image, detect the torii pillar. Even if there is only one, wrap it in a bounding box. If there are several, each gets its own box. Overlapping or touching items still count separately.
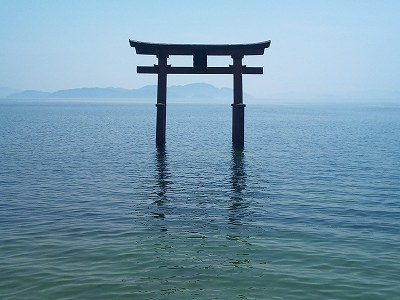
[232,55,245,148]
[156,54,168,146]
[129,40,271,149]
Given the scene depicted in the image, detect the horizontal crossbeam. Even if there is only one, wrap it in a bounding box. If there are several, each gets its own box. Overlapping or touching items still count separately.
[130,40,271,56]
[137,66,263,74]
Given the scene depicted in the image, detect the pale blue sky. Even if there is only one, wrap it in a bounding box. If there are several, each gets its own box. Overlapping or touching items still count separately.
[0,0,399,98]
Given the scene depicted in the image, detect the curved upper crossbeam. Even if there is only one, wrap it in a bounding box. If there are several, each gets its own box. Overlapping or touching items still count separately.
[129,40,271,56]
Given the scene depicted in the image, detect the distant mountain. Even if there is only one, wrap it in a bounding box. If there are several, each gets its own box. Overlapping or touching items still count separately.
[168,83,233,99]
[0,86,21,98]
[6,83,253,100]
[51,87,148,98]
[7,90,51,99]
[6,86,157,99]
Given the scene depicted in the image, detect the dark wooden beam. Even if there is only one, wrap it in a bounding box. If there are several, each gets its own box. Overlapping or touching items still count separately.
[137,66,263,74]
[130,40,271,56]
[193,49,207,69]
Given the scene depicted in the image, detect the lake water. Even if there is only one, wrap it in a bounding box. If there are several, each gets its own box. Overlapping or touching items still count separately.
[1,100,399,299]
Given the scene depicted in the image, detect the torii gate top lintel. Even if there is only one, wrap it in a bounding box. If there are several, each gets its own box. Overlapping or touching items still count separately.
[129,39,271,56]
[129,39,271,75]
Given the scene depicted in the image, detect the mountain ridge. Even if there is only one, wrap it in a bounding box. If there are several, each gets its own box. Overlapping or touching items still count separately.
[5,83,254,100]
[0,86,21,98]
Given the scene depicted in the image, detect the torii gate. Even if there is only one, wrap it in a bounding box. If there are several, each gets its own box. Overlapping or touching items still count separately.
[129,39,271,149]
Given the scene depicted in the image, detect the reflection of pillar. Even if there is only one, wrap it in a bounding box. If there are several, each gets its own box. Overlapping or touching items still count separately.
[155,148,168,205]
[156,55,168,147]
[232,55,246,149]
[231,149,246,196]
[229,149,247,226]
[153,148,169,230]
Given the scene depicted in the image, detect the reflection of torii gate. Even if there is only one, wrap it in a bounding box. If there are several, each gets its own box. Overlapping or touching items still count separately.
[129,39,271,149]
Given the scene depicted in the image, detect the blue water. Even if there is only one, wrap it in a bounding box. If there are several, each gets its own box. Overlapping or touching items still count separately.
[1,100,399,299]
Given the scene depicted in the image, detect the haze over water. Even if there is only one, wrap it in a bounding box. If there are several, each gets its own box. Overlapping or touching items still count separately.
[1,100,399,299]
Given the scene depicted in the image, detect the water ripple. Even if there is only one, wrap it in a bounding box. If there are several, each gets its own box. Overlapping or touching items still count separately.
[0,102,399,299]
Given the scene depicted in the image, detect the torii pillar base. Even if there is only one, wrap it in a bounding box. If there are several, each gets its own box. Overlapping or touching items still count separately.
[156,103,166,148]
[232,103,246,149]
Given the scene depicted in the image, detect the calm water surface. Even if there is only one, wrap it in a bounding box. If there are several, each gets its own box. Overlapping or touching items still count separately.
[0,100,399,299]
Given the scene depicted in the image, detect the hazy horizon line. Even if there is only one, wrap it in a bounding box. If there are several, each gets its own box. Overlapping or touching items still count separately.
[2,83,400,98]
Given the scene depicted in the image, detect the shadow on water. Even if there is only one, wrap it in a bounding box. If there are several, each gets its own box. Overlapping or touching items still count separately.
[151,147,171,231]
[228,148,248,226]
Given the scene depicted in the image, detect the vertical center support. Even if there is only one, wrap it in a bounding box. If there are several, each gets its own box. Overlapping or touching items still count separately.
[232,55,246,149]
[156,54,168,148]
